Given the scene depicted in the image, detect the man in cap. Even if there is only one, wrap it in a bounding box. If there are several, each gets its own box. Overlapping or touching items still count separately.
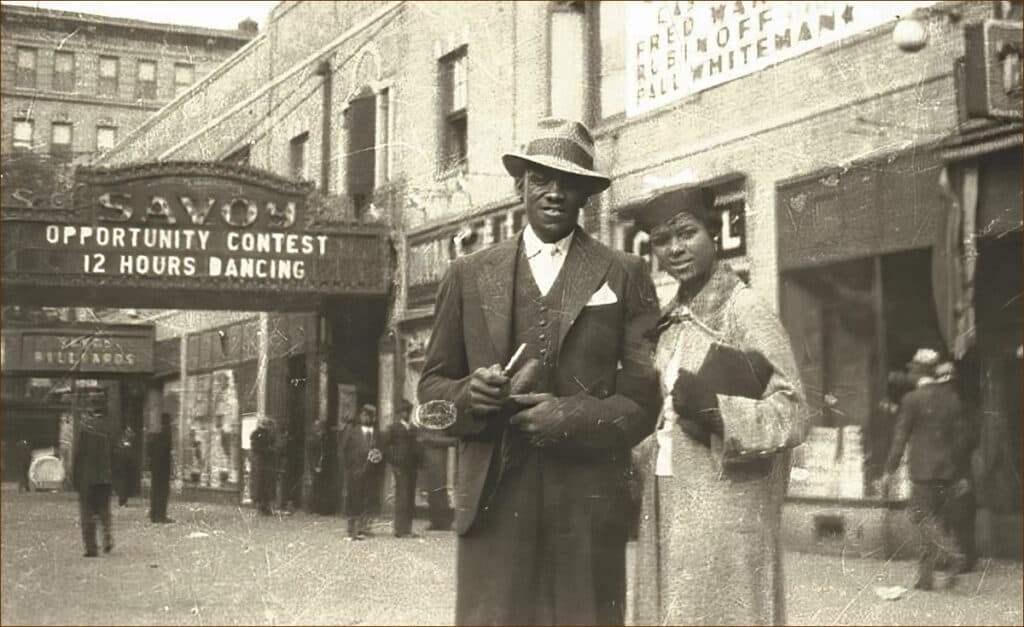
[340,403,383,540]
[72,410,115,557]
[419,117,660,625]
[883,356,970,590]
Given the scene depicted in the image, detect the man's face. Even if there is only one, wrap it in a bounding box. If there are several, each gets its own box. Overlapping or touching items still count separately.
[360,409,375,426]
[522,165,589,243]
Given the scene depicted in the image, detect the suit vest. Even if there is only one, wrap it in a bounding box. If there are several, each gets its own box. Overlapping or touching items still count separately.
[511,244,567,390]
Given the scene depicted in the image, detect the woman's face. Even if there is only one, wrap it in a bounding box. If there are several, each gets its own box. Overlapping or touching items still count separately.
[649,211,716,288]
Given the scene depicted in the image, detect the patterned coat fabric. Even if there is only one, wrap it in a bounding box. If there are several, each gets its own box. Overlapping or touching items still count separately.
[633,264,808,626]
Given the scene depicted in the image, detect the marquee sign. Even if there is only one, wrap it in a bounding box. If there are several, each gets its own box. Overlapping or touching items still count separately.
[1,162,390,309]
[626,1,936,116]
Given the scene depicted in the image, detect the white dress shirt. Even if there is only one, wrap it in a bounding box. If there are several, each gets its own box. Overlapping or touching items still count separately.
[522,225,573,296]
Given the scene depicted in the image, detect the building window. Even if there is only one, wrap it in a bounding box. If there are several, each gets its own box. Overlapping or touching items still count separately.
[50,122,73,160]
[137,60,157,99]
[13,119,34,149]
[597,2,626,119]
[98,56,119,96]
[289,132,309,181]
[174,62,194,96]
[439,46,468,172]
[16,47,36,88]
[375,87,392,187]
[549,1,588,121]
[53,51,75,92]
[96,126,117,152]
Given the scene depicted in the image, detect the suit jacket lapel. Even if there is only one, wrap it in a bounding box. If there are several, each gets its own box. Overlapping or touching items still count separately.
[556,229,611,349]
[476,236,519,364]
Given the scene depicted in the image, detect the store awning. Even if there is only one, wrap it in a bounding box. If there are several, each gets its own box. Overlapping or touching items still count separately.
[938,121,1023,162]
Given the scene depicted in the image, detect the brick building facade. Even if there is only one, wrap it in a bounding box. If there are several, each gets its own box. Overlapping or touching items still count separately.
[1,4,254,162]
[96,1,1021,556]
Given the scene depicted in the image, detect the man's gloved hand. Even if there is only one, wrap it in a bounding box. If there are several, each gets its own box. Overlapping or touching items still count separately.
[672,369,723,437]
[508,393,568,447]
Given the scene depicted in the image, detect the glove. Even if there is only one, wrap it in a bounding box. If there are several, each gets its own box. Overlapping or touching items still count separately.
[671,369,723,436]
[697,343,774,399]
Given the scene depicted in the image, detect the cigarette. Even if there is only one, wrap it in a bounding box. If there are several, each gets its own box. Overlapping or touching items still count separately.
[502,343,528,376]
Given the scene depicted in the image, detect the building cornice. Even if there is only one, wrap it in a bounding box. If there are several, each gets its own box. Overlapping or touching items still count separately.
[0,3,254,43]
[1,88,163,112]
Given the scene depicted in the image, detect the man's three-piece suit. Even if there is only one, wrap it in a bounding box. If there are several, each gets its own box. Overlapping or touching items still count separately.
[419,227,660,625]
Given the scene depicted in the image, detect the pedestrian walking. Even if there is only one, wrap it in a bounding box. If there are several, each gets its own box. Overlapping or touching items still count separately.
[148,413,174,524]
[883,355,971,590]
[383,400,422,538]
[340,404,383,540]
[72,410,114,557]
[625,184,808,625]
[418,117,661,626]
[114,425,135,507]
[249,416,277,516]
[13,438,32,493]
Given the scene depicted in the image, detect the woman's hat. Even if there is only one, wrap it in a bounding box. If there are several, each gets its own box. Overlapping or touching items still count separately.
[619,184,719,234]
[502,117,611,194]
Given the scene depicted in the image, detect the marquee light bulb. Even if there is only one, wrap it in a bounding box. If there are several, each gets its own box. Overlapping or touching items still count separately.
[893,16,929,52]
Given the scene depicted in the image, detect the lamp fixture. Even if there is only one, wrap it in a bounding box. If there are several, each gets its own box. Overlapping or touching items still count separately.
[893,4,963,53]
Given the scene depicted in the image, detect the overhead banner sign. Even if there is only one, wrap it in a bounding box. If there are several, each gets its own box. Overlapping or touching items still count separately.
[626,1,936,116]
[1,162,389,308]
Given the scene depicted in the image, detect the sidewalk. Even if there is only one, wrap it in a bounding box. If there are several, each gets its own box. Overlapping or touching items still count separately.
[2,488,1021,625]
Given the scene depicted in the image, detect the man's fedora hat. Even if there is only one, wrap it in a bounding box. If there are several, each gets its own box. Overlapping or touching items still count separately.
[502,117,611,194]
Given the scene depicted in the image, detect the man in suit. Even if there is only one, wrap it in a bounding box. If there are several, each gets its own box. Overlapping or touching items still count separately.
[340,404,384,540]
[418,117,661,626]
[383,400,423,538]
[73,410,115,557]
[148,413,174,524]
[883,356,970,590]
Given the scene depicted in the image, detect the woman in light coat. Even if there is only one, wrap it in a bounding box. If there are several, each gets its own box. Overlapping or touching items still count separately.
[628,185,808,625]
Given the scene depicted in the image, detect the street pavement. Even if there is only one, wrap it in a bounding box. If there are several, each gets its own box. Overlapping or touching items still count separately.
[2,486,1021,626]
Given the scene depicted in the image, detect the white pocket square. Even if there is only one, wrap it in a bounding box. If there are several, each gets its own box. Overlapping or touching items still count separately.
[585,282,618,306]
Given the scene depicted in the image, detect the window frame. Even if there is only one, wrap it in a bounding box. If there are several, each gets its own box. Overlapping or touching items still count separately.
[438,46,469,172]
[289,131,309,181]
[173,62,195,96]
[53,50,75,92]
[16,47,37,88]
[136,59,157,100]
[98,55,119,96]
[50,121,73,160]
[12,119,34,149]
[96,125,117,152]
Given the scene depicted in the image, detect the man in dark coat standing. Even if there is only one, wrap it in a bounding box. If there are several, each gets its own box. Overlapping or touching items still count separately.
[73,410,114,557]
[250,416,277,516]
[418,118,661,626]
[13,439,32,493]
[114,426,136,507]
[884,357,971,590]
[383,401,422,538]
[340,404,383,540]
[148,413,174,524]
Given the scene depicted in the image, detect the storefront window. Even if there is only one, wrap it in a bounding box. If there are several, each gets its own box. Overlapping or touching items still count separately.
[183,369,240,489]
